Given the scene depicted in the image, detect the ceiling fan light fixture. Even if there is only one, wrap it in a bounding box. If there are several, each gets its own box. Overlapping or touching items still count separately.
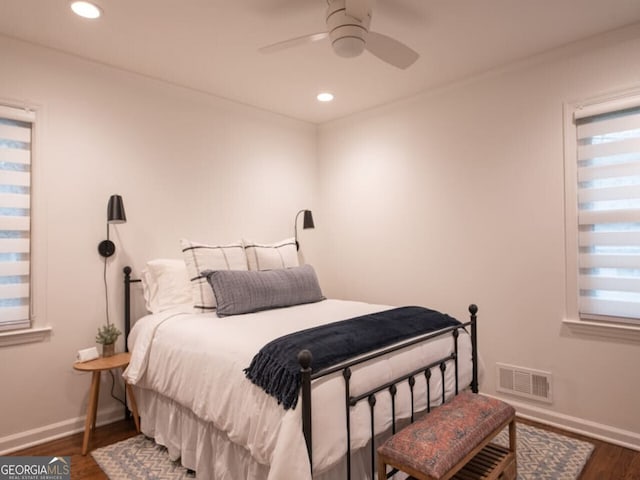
[326,1,369,58]
[317,92,334,102]
[332,36,366,58]
[71,1,102,19]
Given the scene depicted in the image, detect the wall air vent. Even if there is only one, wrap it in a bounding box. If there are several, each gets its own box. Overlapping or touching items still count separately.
[496,363,553,403]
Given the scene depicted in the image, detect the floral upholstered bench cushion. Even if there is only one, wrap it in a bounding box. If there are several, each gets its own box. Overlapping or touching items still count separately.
[377,391,515,479]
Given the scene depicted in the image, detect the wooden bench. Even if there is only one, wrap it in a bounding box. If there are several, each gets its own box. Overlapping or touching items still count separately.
[377,391,516,480]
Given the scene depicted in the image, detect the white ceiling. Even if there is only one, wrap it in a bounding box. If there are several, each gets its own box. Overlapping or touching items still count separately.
[1,0,640,124]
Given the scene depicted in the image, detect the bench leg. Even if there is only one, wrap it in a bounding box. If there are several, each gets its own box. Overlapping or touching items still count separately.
[377,455,387,480]
[508,417,518,479]
[509,419,516,449]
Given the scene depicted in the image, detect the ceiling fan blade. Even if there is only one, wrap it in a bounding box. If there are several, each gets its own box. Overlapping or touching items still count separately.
[366,31,419,69]
[345,0,371,22]
[259,32,329,54]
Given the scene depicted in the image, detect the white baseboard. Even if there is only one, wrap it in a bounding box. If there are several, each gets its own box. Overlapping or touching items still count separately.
[0,406,125,455]
[485,394,640,452]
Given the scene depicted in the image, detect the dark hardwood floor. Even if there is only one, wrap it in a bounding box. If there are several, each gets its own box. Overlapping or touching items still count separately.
[8,417,640,479]
[8,419,138,480]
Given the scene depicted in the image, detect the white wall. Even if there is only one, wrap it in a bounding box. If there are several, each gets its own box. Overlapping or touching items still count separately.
[0,35,317,451]
[315,27,640,448]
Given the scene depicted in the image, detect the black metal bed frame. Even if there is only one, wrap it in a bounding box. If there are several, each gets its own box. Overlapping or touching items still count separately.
[123,266,479,479]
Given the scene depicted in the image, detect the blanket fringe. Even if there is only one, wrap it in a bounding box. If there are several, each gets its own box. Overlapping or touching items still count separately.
[244,351,300,409]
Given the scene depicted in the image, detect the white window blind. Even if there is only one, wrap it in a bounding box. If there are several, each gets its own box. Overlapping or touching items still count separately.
[575,103,640,323]
[0,105,34,332]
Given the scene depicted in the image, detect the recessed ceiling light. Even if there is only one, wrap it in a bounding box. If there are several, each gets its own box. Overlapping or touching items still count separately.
[317,92,334,102]
[71,1,102,19]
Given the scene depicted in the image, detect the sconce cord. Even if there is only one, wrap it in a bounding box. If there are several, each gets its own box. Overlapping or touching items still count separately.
[103,222,125,406]
[108,369,127,408]
[295,209,304,251]
[103,223,110,325]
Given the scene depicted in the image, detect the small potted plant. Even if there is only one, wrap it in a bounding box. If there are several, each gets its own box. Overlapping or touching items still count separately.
[95,323,122,357]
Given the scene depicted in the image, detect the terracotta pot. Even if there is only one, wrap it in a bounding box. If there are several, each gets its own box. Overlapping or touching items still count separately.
[102,343,115,357]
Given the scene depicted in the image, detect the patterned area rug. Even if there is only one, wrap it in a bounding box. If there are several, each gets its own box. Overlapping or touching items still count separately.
[92,423,594,479]
[92,435,194,480]
[493,423,594,480]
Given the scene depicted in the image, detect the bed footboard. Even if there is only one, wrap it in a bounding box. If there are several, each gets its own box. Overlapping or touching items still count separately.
[298,304,479,479]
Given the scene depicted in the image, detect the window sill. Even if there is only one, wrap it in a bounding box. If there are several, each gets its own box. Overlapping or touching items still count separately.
[0,326,52,347]
[563,318,640,343]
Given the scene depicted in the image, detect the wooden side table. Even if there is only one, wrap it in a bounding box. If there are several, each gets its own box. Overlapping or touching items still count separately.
[73,352,140,455]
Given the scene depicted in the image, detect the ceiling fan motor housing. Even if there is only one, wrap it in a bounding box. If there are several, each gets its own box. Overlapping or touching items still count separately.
[326,0,371,58]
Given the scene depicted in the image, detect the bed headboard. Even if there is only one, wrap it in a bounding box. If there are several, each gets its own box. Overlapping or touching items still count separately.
[123,266,141,352]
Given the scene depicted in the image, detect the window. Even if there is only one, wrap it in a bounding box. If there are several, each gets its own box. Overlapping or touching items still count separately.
[0,105,34,332]
[567,94,640,325]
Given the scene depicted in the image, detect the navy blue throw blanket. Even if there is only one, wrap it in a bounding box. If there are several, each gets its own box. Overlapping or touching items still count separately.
[244,306,460,410]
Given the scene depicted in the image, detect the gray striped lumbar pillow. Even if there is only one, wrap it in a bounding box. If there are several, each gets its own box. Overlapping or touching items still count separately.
[203,264,324,317]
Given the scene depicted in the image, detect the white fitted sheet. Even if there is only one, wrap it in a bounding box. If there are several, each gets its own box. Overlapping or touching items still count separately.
[124,299,473,479]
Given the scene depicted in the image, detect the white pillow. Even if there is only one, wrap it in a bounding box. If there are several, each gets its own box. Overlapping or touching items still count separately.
[180,239,248,312]
[140,259,193,313]
[243,238,299,271]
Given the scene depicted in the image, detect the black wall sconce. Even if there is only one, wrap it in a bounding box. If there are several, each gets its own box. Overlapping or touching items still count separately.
[294,209,315,251]
[98,194,127,257]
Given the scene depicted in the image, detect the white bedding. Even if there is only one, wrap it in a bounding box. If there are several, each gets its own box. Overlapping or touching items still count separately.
[124,299,473,479]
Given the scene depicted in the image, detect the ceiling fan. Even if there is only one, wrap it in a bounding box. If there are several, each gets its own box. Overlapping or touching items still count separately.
[259,0,419,70]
